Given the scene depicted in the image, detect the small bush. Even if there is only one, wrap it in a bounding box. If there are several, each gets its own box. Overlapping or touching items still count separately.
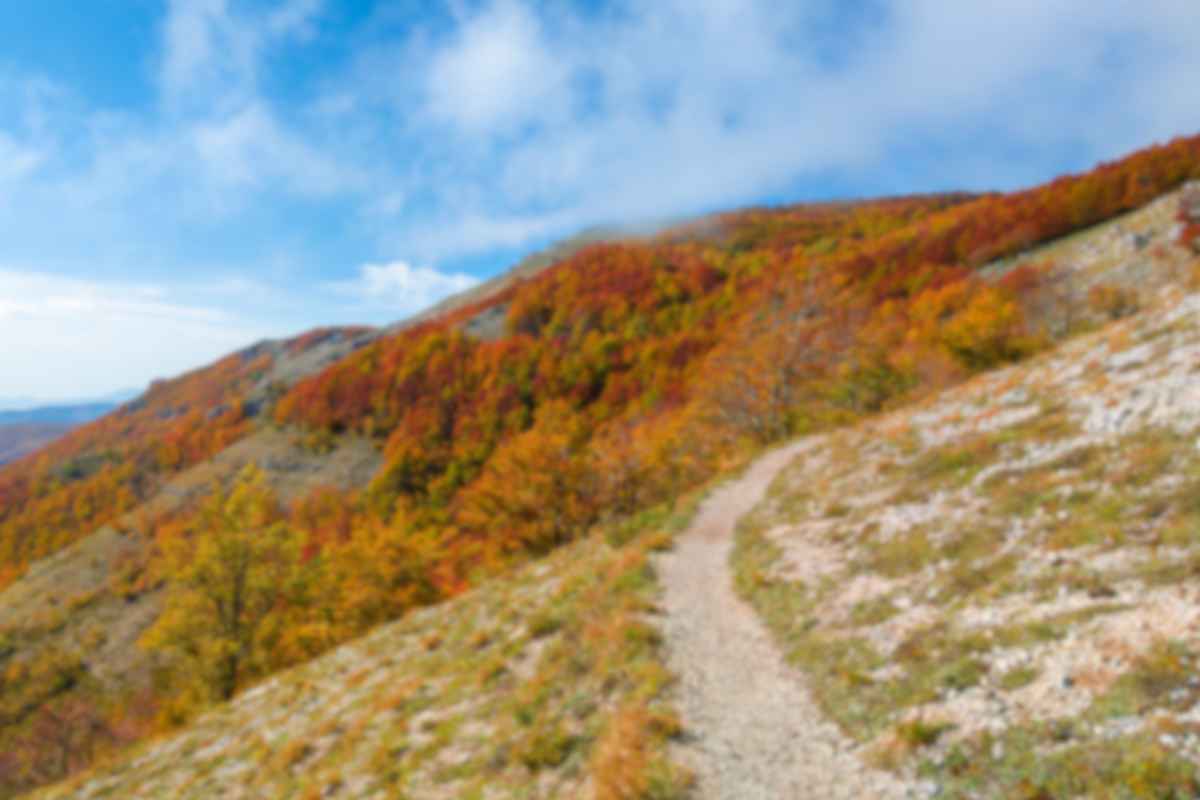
[999,665,1040,691]
[939,656,987,692]
[519,724,580,771]
[527,612,564,639]
[896,717,955,748]
[1087,284,1140,320]
[1132,641,1194,705]
[849,597,900,627]
[591,705,692,800]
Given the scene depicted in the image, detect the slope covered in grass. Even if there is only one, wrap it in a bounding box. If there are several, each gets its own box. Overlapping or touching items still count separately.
[733,190,1200,797]
[36,503,697,800]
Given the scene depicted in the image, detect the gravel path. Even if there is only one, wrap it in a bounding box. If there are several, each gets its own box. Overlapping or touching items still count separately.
[659,442,911,799]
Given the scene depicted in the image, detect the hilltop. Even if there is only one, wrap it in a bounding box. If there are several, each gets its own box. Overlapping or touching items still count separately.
[0,135,1197,797]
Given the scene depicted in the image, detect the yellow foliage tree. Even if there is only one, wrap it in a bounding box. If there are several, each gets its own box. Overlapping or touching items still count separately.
[141,466,302,706]
[457,421,595,557]
[908,280,1036,371]
[324,517,441,635]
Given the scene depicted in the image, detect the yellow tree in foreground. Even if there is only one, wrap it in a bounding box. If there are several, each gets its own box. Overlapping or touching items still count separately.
[458,418,595,558]
[142,466,302,706]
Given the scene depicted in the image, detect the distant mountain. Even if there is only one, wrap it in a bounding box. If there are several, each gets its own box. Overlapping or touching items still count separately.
[0,390,141,463]
[0,401,121,426]
[0,423,74,465]
[0,388,140,426]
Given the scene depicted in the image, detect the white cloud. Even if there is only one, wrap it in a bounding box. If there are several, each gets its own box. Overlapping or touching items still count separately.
[191,103,361,196]
[9,0,1199,272]
[160,0,324,108]
[0,2,360,229]
[425,0,568,133]
[0,132,44,183]
[400,208,585,264]
[0,269,280,400]
[373,0,1200,260]
[330,261,480,317]
[160,0,254,109]
[267,0,323,39]
[153,1,354,206]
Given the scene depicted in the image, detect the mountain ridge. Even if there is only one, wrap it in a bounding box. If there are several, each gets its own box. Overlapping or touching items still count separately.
[0,134,1198,797]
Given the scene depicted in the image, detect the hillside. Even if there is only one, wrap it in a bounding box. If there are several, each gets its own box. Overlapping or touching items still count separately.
[732,192,1200,796]
[1,135,1199,797]
[31,505,698,800]
[29,178,1200,798]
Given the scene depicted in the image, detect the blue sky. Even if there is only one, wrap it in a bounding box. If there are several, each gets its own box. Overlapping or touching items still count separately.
[1,0,1198,401]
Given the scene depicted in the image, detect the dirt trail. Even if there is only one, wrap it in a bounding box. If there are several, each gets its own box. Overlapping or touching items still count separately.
[658,442,911,799]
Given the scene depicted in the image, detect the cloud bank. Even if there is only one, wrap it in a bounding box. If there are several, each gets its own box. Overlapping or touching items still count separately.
[0,269,272,399]
[374,0,1200,259]
[330,261,480,313]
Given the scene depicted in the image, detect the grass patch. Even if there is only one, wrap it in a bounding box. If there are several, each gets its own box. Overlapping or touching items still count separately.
[591,705,692,800]
[926,724,1200,799]
[1088,641,1199,721]
[934,552,1019,605]
[1001,401,1081,444]
[863,528,938,579]
[518,724,580,770]
[998,665,1040,691]
[849,596,901,627]
[910,435,1004,489]
[896,717,956,749]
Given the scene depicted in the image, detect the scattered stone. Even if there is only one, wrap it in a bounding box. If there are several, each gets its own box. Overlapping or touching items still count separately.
[917,779,942,798]
[1181,184,1200,224]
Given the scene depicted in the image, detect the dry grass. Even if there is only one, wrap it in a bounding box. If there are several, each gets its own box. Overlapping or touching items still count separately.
[591,705,689,800]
